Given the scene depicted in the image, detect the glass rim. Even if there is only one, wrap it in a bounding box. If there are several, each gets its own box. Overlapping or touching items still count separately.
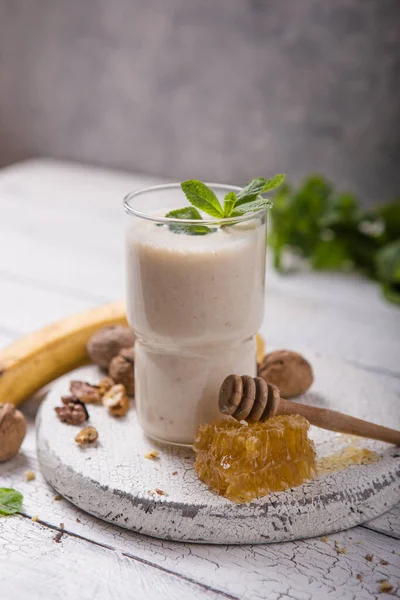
[123,182,268,225]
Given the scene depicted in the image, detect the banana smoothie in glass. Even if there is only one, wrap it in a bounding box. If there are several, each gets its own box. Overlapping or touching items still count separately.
[124,182,270,445]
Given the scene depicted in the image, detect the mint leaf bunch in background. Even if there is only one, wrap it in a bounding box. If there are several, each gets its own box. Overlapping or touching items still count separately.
[164,174,285,235]
[269,175,400,305]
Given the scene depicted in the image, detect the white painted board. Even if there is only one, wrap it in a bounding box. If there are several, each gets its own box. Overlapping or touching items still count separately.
[36,357,400,544]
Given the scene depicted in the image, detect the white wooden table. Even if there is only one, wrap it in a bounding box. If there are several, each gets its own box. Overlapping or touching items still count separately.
[0,159,399,599]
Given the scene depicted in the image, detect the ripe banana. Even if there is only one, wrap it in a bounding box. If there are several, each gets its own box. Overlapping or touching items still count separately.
[256,333,265,364]
[0,301,127,407]
[0,300,265,408]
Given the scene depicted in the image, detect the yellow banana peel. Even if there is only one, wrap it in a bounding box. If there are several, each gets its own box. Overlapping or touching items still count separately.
[256,333,265,364]
[0,301,127,407]
[0,300,265,407]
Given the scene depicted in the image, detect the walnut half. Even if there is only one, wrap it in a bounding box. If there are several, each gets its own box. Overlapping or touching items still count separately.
[102,384,130,417]
[75,426,98,445]
[69,380,102,404]
[55,397,89,425]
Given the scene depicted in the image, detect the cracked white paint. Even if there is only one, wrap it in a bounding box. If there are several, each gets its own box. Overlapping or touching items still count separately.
[36,358,399,544]
[2,396,398,599]
[0,517,225,600]
[0,515,398,600]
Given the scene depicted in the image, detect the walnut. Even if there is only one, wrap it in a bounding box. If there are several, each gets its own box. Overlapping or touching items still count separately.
[55,397,89,425]
[108,347,134,395]
[75,426,98,445]
[98,377,114,396]
[87,326,135,369]
[102,384,130,416]
[0,404,26,462]
[70,380,102,404]
[257,350,313,398]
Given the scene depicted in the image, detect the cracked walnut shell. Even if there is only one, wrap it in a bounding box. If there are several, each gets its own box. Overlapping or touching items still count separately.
[0,403,26,462]
[70,380,102,404]
[87,325,135,369]
[108,347,134,395]
[55,397,89,425]
[102,384,130,416]
[258,350,313,398]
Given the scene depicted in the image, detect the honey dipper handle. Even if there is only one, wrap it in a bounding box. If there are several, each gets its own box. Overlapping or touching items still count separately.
[277,399,400,445]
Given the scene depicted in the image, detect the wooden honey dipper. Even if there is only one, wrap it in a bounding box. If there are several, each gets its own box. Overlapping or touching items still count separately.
[219,374,400,445]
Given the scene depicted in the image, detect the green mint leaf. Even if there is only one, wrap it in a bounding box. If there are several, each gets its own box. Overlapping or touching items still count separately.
[223,191,237,217]
[235,178,267,206]
[181,180,224,218]
[261,173,286,193]
[0,488,23,516]
[166,207,203,220]
[168,222,212,236]
[236,174,286,206]
[165,206,213,236]
[231,197,272,216]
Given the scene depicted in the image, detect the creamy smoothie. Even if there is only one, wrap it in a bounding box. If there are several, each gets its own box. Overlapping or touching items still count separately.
[126,215,266,445]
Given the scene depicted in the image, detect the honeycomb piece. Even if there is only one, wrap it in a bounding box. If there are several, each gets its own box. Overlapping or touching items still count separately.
[193,415,317,503]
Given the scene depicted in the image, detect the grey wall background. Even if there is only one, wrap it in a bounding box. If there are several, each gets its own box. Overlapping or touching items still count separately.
[0,0,399,205]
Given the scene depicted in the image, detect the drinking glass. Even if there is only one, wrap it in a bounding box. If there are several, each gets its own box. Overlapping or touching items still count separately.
[124,183,267,445]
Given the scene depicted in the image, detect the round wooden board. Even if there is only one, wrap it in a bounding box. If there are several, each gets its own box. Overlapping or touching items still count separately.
[36,356,400,544]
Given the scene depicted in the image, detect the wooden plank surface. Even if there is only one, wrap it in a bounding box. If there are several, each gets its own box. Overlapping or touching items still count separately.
[2,423,400,600]
[1,159,399,599]
[363,505,400,539]
[1,514,399,600]
[0,517,230,600]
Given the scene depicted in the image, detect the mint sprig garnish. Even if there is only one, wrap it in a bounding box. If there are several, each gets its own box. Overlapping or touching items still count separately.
[223,191,237,218]
[0,488,23,516]
[231,196,273,216]
[235,174,286,206]
[180,181,224,218]
[165,207,213,235]
[164,174,285,234]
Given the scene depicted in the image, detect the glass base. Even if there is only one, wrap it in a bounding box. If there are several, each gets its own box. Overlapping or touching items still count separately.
[144,431,194,450]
